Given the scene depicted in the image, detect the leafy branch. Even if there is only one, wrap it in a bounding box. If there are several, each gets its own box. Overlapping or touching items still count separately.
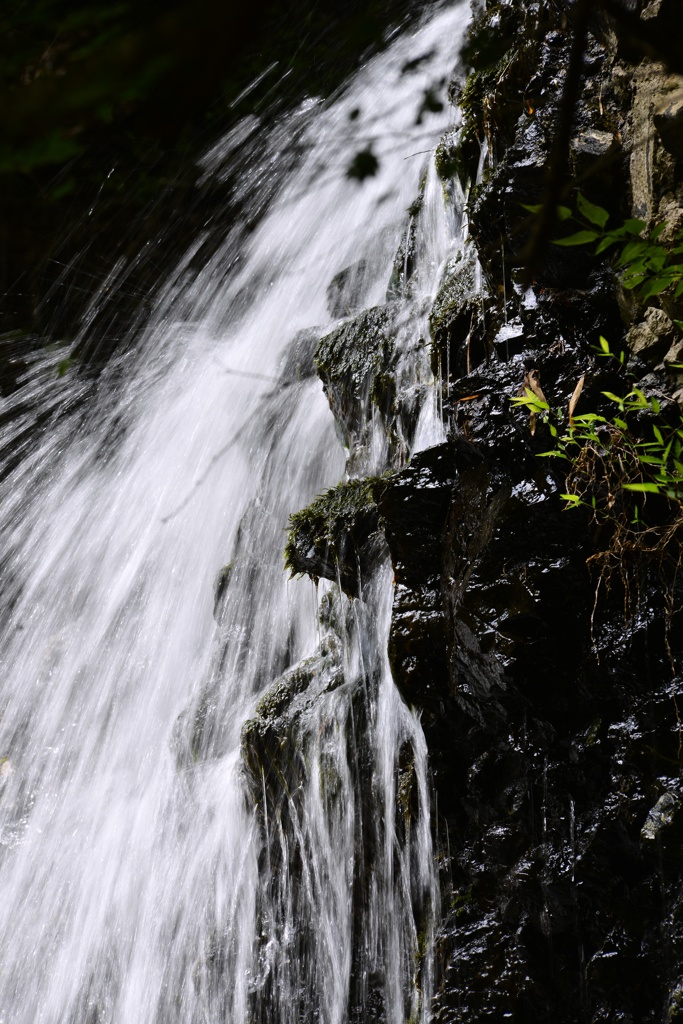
[547,193,683,303]
[512,375,683,510]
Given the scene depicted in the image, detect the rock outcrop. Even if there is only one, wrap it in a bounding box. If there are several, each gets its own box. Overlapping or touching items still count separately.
[248,1,683,1020]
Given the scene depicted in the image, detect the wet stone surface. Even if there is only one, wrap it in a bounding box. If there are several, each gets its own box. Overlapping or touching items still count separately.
[263,0,683,1019]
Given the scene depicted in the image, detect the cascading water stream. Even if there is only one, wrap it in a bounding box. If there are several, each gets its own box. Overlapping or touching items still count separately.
[0,4,470,1022]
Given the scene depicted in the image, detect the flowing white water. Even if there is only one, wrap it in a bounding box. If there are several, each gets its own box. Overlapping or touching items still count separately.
[0,5,469,1022]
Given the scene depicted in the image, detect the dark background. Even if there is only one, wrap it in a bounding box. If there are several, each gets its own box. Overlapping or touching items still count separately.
[0,0,428,361]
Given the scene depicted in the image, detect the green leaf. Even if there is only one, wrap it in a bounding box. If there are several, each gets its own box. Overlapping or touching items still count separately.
[554,230,599,246]
[572,412,607,424]
[557,205,573,221]
[640,277,672,299]
[560,493,582,505]
[624,218,647,235]
[644,252,667,273]
[596,236,618,254]
[622,260,648,278]
[510,391,548,412]
[521,203,543,214]
[628,388,648,406]
[577,193,610,228]
[616,240,647,266]
[623,482,662,493]
[622,274,647,290]
[650,222,667,240]
[602,390,625,405]
[598,335,610,354]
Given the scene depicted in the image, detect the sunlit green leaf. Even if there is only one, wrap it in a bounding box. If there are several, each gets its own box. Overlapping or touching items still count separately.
[623,482,662,493]
[577,193,609,228]
[616,240,647,267]
[572,412,607,424]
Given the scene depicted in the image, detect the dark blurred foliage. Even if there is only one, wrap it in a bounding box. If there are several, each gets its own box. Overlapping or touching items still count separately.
[0,0,428,350]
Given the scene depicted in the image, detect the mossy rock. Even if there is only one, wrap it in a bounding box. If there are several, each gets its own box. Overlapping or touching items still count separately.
[315,304,396,449]
[213,561,234,619]
[454,17,541,176]
[240,632,344,806]
[284,476,386,596]
[429,247,484,379]
[326,259,369,319]
[278,326,320,383]
[435,127,469,190]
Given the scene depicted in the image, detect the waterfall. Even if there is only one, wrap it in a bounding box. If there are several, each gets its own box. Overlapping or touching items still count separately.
[0,4,470,1022]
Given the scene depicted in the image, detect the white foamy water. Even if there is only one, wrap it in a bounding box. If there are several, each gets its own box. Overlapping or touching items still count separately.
[0,5,470,1022]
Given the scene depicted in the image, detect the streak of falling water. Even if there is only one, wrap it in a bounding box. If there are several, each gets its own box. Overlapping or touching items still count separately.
[0,4,470,1022]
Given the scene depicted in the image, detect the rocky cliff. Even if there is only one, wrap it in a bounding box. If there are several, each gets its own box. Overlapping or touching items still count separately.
[243,1,683,1020]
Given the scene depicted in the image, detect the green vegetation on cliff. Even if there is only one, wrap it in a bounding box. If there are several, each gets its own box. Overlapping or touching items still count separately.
[284,477,384,596]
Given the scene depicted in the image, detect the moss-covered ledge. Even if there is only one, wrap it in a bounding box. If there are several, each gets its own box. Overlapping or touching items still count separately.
[284,476,388,597]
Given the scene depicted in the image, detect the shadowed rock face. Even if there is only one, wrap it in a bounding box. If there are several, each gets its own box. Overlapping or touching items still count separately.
[402,2,683,1021]
[374,425,683,1022]
[315,304,398,460]
[248,1,683,1019]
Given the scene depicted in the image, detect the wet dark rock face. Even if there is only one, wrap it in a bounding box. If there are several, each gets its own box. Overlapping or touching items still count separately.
[284,477,386,597]
[381,428,683,1022]
[315,305,397,459]
[250,0,683,1020]
[410,1,683,1021]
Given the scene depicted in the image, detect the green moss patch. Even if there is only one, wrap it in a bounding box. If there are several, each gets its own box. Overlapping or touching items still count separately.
[284,477,385,596]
